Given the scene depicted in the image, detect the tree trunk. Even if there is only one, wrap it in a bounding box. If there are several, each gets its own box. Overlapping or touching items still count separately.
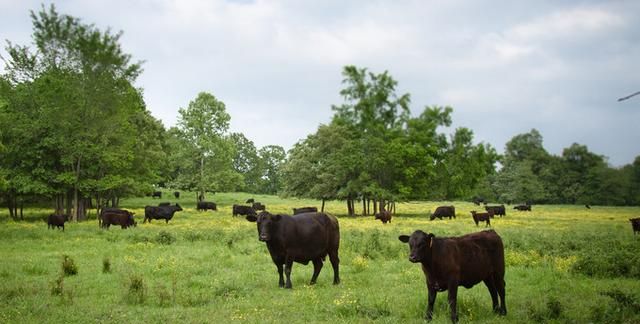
[321,198,326,213]
[373,199,378,215]
[362,196,367,216]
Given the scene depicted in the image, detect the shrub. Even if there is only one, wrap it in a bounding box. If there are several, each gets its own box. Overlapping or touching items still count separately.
[102,257,111,273]
[125,273,146,304]
[50,275,64,296]
[156,231,176,245]
[62,255,78,276]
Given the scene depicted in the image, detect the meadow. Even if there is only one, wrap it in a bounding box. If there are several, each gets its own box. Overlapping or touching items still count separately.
[0,191,639,323]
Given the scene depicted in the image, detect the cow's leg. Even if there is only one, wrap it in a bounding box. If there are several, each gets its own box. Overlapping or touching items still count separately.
[284,259,294,289]
[496,278,507,315]
[328,250,340,285]
[484,279,499,312]
[165,219,169,224]
[425,287,437,321]
[448,283,459,323]
[310,258,323,285]
[276,263,285,288]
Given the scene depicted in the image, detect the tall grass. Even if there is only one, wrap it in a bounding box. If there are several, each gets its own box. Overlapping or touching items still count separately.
[0,193,638,323]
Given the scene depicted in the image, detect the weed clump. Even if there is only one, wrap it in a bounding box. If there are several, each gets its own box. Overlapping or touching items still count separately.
[61,255,78,276]
[102,257,111,273]
[125,273,146,304]
[50,275,64,296]
[156,231,176,245]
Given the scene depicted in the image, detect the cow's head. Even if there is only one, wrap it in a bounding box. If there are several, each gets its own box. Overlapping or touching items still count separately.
[398,230,435,263]
[175,204,183,211]
[246,211,281,242]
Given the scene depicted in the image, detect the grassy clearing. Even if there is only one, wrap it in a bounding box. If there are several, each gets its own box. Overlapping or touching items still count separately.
[0,193,639,323]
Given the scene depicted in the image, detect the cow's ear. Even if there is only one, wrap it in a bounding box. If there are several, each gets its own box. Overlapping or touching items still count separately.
[273,214,282,221]
[246,215,257,222]
[398,235,410,243]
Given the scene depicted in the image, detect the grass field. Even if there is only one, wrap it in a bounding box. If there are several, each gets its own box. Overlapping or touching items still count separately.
[1,191,639,323]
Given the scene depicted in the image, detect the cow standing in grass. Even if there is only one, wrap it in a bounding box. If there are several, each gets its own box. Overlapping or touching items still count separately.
[630,218,640,235]
[246,211,340,289]
[47,214,69,231]
[471,211,492,227]
[144,204,183,223]
[399,230,506,322]
[375,210,392,224]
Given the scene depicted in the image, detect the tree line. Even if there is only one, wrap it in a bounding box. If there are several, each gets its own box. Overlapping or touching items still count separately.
[1,6,638,220]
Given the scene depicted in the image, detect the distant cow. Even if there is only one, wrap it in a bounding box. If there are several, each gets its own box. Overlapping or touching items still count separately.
[232,204,256,217]
[158,202,171,206]
[144,204,183,223]
[293,207,318,215]
[152,191,162,199]
[197,201,217,212]
[399,230,506,322]
[246,211,340,289]
[471,211,492,227]
[47,213,69,231]
[585,204,591,209]
[513,204,531,211]
[472,196,485,206]
[630,218,640,235]
[246,198,255,204]
[252,202,266,211]
[99,208,135,228]
[101,211,136,229]
[375,210,392,224]
[485,205,506,217]
[430,206,456,220]
[174,191,180,199]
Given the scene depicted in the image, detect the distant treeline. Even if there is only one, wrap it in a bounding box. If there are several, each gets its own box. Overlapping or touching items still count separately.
[1,6,637,221]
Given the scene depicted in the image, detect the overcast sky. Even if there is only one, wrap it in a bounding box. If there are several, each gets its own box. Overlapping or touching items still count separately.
[2,0,639,166]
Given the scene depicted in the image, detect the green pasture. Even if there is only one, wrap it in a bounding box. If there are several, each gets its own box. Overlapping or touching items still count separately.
[0,192,639,323]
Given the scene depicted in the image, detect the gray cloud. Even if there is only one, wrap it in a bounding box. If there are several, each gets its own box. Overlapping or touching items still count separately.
[2,0,638,166]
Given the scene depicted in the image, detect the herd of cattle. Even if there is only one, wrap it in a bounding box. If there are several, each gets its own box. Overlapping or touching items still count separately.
[42,196,638,322]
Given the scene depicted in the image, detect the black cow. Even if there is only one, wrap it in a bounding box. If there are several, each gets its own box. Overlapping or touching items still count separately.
[152,191,162,199]
[471,210,492,227]
[375,210,392,224]
[252,202,266,211]
[293,207,317,215]
[197,201,217,212]
[144,204,183,223]
[472,196,485,206]
[485,205,506,217]
[513,204,531,211]
[585,204,591,209]
[246,198,255,204]
[174,191,180,199]
[101,211,136,229]
[158,202,171,206]
[99,208,135,228]
[430,206,456,220]
[47,213,69,231]
[399,230,506,322]
[233,204,256,217]
[630,218,640,235]
[246,211,340,289]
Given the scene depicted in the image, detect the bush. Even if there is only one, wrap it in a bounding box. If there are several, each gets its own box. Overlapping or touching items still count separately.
[571,242,640,279]
[156,231,176,245]
[62,255,78,276]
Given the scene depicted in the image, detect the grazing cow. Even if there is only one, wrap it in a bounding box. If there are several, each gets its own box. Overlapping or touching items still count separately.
[101,211,136,229]
[513,204,531,211]
[197,201,217,212]
[485,205,506,217]
[99,208,135,228]
[398,230,506,322]
[144,204,183,223]
[293,207,318,215]
[246,198,255,204]
[252,202,266,211]
[471,211,492,227]
[430,206,456,220]
[246,211,340,289]
[630,218,640,235]
[375,210,392,224]
[158,202,171,207]
[47,213,68,231]
[585,204,591,209]
[472,196,485,206]
[152,191,162,199]
[232,204,256,217]
[174,191,180,199]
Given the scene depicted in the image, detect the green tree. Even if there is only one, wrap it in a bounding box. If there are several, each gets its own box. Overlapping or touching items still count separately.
[257,145,286,194]
[229,133,262,193]
[175,92,237,199]
[492,161,548,203]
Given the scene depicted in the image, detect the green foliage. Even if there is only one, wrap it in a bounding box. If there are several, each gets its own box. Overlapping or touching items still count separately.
[125,273,146,305]
[102,257,111,273]
[155,231,176,245]
[61,255,78,276]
